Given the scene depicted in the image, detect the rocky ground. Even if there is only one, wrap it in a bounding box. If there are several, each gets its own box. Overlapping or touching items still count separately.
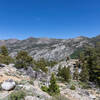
[0,60,100,100]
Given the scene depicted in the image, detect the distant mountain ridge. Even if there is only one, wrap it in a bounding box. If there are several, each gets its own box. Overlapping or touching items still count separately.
[0,35,100,61]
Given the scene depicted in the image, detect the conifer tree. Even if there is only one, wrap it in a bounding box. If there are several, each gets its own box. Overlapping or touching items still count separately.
[80,63,89,83]
[48,73,60,96]
[57,66,71,82]
[62,66,71,82]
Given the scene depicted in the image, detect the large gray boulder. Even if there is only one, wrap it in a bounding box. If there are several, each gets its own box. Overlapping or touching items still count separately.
[1,79,16,91]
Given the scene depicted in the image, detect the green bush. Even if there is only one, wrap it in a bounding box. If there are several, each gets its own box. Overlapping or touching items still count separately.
[70,85,76,90]
[0,54,14,65]
[8,90,26,100]
[79,82,91,89]
[33,58,57,73]
[0,46,8,56]
[15,51,33,69]
[0,46,14,65]
[34,58,48,73]
[41,86,49,92]
[28,79,34,85]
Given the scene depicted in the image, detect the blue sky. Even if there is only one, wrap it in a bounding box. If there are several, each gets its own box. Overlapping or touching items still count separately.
[0,0,100,39]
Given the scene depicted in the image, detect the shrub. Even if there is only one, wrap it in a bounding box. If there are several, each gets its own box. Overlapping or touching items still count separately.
[47,60,57,68]
[41,86,49,92]
[8,90,26,100]
[0,46,8,56]
[79,82,91,89]
[0,46,14,65]
[70,85,76,90]
[29,79,34,85]
[15,51,33,69]
[0,54,14,65]
[34,58,48,73]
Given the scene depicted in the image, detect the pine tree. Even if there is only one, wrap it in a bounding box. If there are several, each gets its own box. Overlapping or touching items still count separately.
[80,63,89,83]
[58,66,71,82]
[63,66,71,82]
[48,73,60,96]
[57,66,71,82]
[76,44,100,86]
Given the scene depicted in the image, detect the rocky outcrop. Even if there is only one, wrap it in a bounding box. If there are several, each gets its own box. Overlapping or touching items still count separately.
[1,79,16,91]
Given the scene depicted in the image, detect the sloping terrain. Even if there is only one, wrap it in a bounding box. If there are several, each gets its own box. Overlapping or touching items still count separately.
[0,35,100,61]
[0,60,99,100]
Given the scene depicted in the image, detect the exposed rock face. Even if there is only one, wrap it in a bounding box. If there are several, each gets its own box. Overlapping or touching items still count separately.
[0,35,100,61]
[0,36,95,61]
[0,39,19,46]
[1,79,16,91]
[26,67,36,78]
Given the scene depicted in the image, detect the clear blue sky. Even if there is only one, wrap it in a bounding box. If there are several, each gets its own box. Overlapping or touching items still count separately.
[0,0,100,39]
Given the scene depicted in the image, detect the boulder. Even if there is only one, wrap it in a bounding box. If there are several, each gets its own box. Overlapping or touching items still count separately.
[0,64,5,68]
[1,79,16,91]
[26,67,35,78]
[89,94,96,99]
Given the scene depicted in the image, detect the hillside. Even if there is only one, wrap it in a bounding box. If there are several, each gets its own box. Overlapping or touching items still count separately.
[0,35,100,100]
[0,36,98,61]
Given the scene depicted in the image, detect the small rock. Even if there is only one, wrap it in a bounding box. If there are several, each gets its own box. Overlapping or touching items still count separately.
[0,64,5,68]
[1,79,16,91]
[85,91,90,96]
[25,96,39,100]
[90,94,96,99]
